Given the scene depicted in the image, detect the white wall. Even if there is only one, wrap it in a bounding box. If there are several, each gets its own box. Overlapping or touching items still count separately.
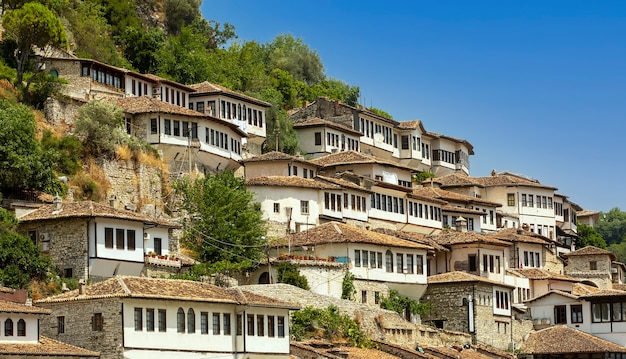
[0,314,39,343]
[90,218,145,262]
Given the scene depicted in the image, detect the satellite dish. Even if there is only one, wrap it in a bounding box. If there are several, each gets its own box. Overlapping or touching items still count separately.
[373,132,384,142]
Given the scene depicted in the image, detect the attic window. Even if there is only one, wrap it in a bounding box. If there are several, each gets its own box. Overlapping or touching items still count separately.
[92,313,103,331]
[590,261,598,270]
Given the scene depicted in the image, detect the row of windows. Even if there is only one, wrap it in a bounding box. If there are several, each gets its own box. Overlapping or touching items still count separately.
[386,250,424,274]
[521,194,553,209]
[523,250,541,268]
[371,193,405,214]
[432,149,456,164]
[360,118,395,146]
[289,165,315,178]
[494,290,510,310]
[3,318,26,337]
[273,201,309,215]
[160,119,198,138]
[219,100,264,128]
[207,128,242,155]
[554,304,583,324]
[343,193,367,212]
[324,192,343,212]
[354,250,383,269]
[422,143,430,159]
[85,66,122,89]
[409,201,442,222]
[592,301,626,323]
[480,209,495,225]
[467,254,501,274]
[104,228,136,250]
[190,101,216,116]
[162,87,186,107]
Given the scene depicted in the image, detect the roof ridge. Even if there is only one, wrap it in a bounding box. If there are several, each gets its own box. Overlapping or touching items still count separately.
[117,277,132,296]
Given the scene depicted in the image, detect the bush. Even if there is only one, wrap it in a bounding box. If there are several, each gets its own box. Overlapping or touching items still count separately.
[276,262,309,290]
[291,305,372,348]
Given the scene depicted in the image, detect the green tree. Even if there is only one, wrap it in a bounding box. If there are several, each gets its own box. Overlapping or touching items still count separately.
[189,18,236,49]
[41,130,82,176]
[275,262,309,290]
[174,171,267,274]
[0,208,51,289]
[0,99,60,194]
[267,34,324,85]
[341,271,356,300]
[2,2,68,89]
[309,79,360,107]
[163,0,201,35]
[596,208,626,245]
[576,223,608,249]
[380,290,431,319]
[73,100,126,159]
[368,107,393,119]
[609,242,626,264]
[121,27,165,74]
[291,306,371,347]
[260,87,300,154]
[156,26,211,84]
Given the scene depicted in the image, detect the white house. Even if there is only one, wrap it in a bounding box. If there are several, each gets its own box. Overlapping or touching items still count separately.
[36,276,298,359]
[242,151,318,179]
[292,118,362,158]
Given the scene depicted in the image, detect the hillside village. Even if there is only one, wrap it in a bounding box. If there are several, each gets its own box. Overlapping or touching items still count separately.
[2,53,626,359]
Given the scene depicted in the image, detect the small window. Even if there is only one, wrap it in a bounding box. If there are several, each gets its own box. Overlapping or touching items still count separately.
[468,254,477,272]
[150,118,158,134]
[385,250,393,272]
[213,313,220,335]
[590,261,598,270]
[187,308,195,333]
[247,314,254,336]
[554,305,567,324]
[223,313,231,335]
[4,319,12,336]
[507,193,515,206]
[158,309,167,332]
[354,250,361,267]
[127,230,136,251]
[236,314,243,336]
[257,315,264,336]
[300,200,309,215]
[92,313,103,331]
[571,304,583,323]
[201,312,209,334]
[267,315,275,337]
[375,292,380,304]
[177,308,185,333]
[277,316,285,337]
[17,319,25,336]
[273,203,280,213]
[146,309,155,332]
[116,228,124,249]
[105,227,114,248]
[57,316,65,334]
[134,308,143,331]
[361,290,367,303]
[314,132,322,146]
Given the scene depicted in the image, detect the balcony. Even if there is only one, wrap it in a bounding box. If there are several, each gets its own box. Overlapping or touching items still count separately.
[144,254,182,268]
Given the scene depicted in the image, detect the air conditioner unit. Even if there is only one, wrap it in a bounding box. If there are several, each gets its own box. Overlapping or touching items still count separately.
[40,241,50,251]
[39,233,50,242]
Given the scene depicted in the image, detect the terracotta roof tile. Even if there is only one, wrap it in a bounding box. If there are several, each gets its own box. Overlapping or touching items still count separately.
[512,268,579,282]
[488,228,553,245]
[397,120,424,130]
[292,118,363,136]
[564,246,616,260]
[275,222,433,251]
[427,271,514,287]
[427,173,482,188]
[472,173,557,190]
[0,335,99,356]
[441,205,486,216]
[429,230,510,247]
[246,176,339,189]
[315,175,372,193]
[371,228,448,252]
[520,325,626,354]
[188,81,271,107]
[311,151,415,172]
[524,290,580,303]
[36,277,297,309]
[412,187,501,207]
[242,151,317,166]
[19,201,179,228]
[0,300,51,314]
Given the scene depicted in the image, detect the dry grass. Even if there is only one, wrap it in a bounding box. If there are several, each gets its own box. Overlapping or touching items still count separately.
[115,145,133,161]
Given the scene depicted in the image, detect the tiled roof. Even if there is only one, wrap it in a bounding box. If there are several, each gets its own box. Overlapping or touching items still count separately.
[0,300,51,314]
[429,230,510,247]
[246,176,339,189]
[520,325,626,354]
[427,271,514,288]
[397,120,424,130]
[512,268,579,282]
[428,173,482,188]
[488,228,553,245]
[315,175,372,193]
[311,150,415,172]
[577,209,600,217]
[572,283,604,296]
[19,201,178,228]
[423,131,474,155]
[274,222,433,251]
[472,173,557,190]
[35,277,297,309]
[524,290,580,304]
[0,335,99,356]
[242,151,317,166]
[564,246,616,260]
[292,118,363,136]
[412,187,501,207]
[441,205,486,216]
[188,81,271,107]
[115,96,205,117]
[371,228,448,252]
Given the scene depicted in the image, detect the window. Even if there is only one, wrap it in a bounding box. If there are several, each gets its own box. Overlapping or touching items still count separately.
[150,118,157,134]
[134,307,143,331]
[386,250,393,272]
[236,314,243,336]
[507,193,515,206]
[177,308,185,333]
[528,195,534,207]
[314,132,322,145]
[201,312,208,334]
[16,319,25,336]
[164,119,171,135]
[370,251,376,268]
[397,253,404,273]
[406,254,414,274]
[293,166,298,176]
[154,238,162,255]
[571,305,583,323]
[495,290,510,310]
[377,252,383,269]
[158,309,166,332]
[277,316,285,337]
[4,319,12,336]
[554,305,567,324]
[468,254,477,272]
[213,313,220,335]
[92,313,103,331]
[590,261,598,270]
[116,228,124,249]
[300,200,309,214]
[257,315,264,336]
[57,316,65,334]
[105,227,113,248]
[187,308,195,333]
[522,194,527,207]
[127,230,136,251]
[273,203,280,213]
[416,255,424,274]
[196,102,205,114]
[174,120,180,136]
[375,292,380,304]
[247,314,254,335]
[361,290,367,303]
[354,250,361,267]
[146,309,154,332]
[267,315,275,337]
[592,302,611,322]
[223,313,231,335]
[401,135,410,149]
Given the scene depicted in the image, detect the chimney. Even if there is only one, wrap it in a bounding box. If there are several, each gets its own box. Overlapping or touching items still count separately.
[522,223,530,232]
[52,195,62,212]
[78,279,86,295]
[456,216,467,232]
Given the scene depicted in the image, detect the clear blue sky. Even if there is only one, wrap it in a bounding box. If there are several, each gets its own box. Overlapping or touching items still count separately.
[201,0,626,213]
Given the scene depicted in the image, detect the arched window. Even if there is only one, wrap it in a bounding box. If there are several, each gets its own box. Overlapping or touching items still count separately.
[177,308,185,333]
[17,319,25,336]
[187,308,195,333]
[49,69,59,78]
[259,272,270,284]
[385,250,394,273]
[4,319,13,336]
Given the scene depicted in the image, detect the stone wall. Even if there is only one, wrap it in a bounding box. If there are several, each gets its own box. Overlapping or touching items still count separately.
[19,218,89,281]
[542,247,564,273]
[353,279,390,306]
[565,254,613,289]
[39,298,124,359]
[43,97,84,129]
[289,97,355,129]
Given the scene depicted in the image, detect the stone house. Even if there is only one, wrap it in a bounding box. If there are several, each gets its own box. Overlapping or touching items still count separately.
[18,199,180,281]
[518,325,626,359]
[0,287,98,359]
[115,95,247,175]
[564,246,617,289]
[36,276,298,359]
[255,221,434,309]
[420,271,530,351]
[188,81,271,156]
[292,117,363,159]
